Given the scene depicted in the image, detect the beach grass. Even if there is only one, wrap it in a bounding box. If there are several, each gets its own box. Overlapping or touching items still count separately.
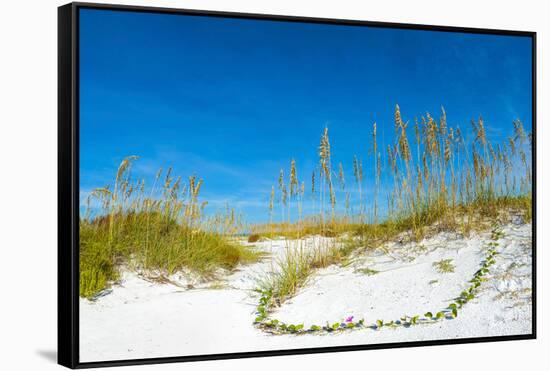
[80,158,261,298]
[80,107,531,302]
[253,106,532,304]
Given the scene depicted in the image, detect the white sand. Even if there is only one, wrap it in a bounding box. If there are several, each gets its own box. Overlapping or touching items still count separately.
[80,223,532,362]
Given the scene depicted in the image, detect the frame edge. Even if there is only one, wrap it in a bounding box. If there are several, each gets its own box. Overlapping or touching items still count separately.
[71,1,536,36]
[58,3,79,369]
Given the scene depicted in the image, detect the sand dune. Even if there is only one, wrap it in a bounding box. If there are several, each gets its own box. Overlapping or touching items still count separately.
[80,222,532,362]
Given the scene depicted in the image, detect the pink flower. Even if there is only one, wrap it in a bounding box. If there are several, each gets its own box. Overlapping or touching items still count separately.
[345,316,354,323]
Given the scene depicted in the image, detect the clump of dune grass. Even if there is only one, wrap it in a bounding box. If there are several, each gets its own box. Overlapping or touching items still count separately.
[256,237,345,304]
[260,105,532,242]
[255,105,532,304]
[433,259,455,274]
[257,246,313,302]
[80,157,261,298]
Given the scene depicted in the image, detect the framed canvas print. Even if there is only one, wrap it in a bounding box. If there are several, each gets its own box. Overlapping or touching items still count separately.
[58,2,536,368]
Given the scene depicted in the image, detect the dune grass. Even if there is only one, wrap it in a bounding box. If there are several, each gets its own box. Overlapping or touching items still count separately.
[255,237,345,302]
[80,158,260,298]
[81,106,532,304]
[253,106,532,305]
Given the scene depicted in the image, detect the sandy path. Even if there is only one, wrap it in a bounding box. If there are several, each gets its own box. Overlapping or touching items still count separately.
[80,223,532,362]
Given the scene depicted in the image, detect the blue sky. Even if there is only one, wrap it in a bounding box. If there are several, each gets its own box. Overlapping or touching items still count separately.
[79,8,532,223]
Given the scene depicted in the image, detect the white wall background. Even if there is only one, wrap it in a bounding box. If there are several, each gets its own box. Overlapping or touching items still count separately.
[0,0,546,369]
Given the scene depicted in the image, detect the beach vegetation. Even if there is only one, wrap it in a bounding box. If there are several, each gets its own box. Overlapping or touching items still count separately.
[80,158,261,298]
[254,106,531,307]
[433,259,455,274]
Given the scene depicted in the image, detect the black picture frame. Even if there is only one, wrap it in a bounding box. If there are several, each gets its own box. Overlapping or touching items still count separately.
[58,2,537,369]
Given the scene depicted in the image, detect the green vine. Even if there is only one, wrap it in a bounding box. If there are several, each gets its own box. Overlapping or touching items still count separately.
[254,229,503,334]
